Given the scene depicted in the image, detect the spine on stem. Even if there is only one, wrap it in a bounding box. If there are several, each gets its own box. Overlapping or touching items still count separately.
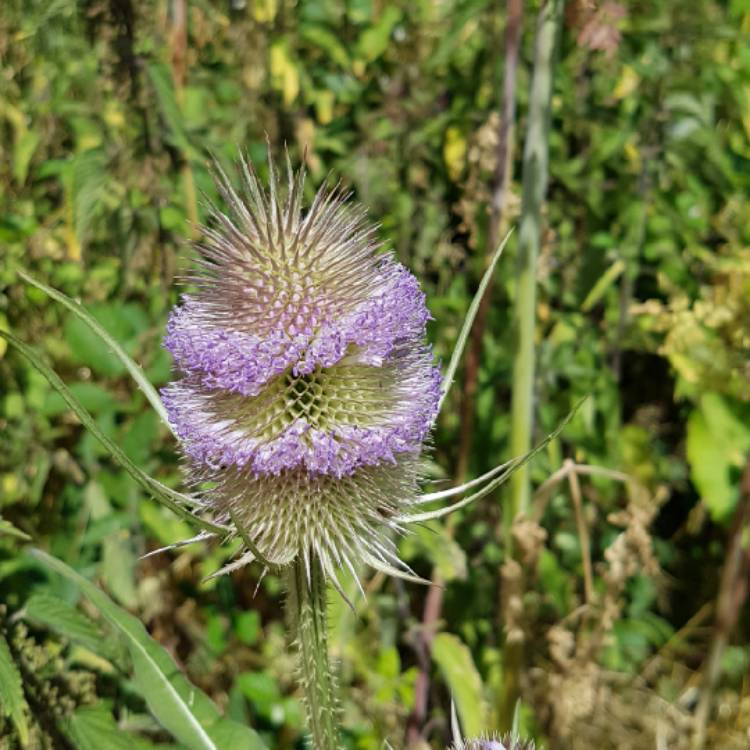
[286,558,341,750]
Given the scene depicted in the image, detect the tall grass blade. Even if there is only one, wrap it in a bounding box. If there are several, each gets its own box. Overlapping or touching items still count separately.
[16,269,173,434]
[438,228,513,414]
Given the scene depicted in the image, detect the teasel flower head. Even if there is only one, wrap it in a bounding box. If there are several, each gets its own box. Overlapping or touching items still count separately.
[161,154,442,585]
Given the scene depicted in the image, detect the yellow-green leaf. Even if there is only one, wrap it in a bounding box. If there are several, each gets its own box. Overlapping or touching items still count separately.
[270,41,299,106]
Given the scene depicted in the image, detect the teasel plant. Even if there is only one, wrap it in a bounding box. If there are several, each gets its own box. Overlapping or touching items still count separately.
[3,151,578,749]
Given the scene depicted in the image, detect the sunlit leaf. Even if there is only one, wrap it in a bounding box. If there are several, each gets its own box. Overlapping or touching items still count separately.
[687,393,750,521]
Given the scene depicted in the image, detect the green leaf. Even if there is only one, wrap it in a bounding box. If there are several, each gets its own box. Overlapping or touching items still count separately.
[236,672,283,721]
[31,549,268,750]
[65,315,127,378]
[0,330,223,536]
[71,150,108,248]
[687,410,733,519]
[120,410,159,465]
[0,633,29,746]
[18,270,172,432]
[687,393,750,521]
[65,704,164,750]
[24,593,105,653]
[13,129,40,184]
[139,503,196,549]
[235,611,261,647]
[300,24,350,68]
[402,523,467,582]
[538,549,572,615]
[431,633,487,737]
[102,533,139,609]
[580,258,625,312]
[356,6,402,62]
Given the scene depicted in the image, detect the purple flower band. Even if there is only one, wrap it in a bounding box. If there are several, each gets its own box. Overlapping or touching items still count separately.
[165,262,431,398]
[162,355,442,478]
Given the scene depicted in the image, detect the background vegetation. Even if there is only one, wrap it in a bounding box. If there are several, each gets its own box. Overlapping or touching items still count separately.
[1,0,750,748]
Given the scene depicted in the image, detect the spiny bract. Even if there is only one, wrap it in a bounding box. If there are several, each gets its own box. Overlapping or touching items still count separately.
[162,154,441,583]
[453,735,537,750]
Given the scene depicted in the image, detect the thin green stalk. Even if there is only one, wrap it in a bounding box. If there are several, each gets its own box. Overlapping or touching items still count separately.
[507,0,563,535]
[500,0,563,732]
[286,559,340,750]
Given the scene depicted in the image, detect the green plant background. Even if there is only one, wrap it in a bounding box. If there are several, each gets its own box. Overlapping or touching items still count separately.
[1,0,750,748]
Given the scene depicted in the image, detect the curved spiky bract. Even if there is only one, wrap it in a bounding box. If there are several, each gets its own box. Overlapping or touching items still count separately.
[455,735,537,750]
[163,154,441,579]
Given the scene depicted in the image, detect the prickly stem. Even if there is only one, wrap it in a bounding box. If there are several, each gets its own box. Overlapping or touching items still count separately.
[286,557,341,750]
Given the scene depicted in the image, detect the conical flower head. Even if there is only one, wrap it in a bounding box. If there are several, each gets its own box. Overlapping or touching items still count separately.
[162,155,441,580]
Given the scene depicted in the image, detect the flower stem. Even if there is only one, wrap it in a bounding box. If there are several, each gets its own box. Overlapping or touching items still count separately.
[507,0,563,534]
[286,558,340,750]
[500,0,563,732]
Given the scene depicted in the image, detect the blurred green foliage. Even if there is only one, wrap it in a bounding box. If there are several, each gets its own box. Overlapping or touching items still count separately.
[1,0,750,748]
